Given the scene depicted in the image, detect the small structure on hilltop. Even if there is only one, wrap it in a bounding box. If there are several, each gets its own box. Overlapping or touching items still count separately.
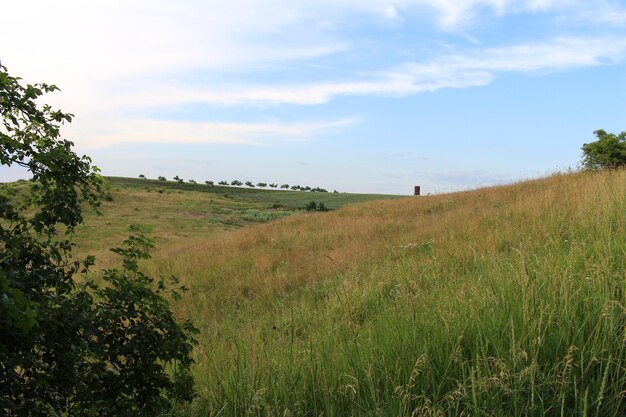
[413,186,421,196]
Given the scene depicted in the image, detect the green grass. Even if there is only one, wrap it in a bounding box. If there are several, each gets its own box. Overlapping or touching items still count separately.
[107,176,407,209]
[146,170,624,417]
[8,172,625,416]
[71,177,407,270]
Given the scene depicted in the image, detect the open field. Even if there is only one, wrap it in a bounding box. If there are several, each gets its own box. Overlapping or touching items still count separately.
[106,176,407,209]
[77,171,625,415]
[72,177,407,268]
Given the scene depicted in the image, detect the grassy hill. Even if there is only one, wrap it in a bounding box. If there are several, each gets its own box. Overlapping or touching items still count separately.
[81,171,625,416]
[107,176,406,209]
[73,176,406,267]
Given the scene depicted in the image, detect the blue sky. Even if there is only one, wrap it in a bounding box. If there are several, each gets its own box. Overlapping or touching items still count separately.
[1,0,625,194]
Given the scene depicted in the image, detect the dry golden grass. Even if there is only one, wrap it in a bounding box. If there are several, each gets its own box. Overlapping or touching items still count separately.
[154,170,623,323]
[74,170,626,416]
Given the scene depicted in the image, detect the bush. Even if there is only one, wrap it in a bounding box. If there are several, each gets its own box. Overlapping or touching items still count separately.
[0,64,196,416]
[305,201,328,212]
[581,129,626,170]
[305,200,317,211]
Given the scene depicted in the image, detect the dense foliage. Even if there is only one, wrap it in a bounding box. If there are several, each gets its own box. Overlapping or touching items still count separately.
[0,64,196,416]
[581,129,626,169]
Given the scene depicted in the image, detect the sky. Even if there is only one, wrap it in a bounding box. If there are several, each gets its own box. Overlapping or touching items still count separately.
[1,0,625,194]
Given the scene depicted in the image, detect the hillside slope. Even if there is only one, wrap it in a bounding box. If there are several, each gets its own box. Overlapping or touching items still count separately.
[73,177,406,267]
[100,171,626,416]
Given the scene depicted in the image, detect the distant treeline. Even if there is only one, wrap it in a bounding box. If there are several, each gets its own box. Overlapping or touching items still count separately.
[138,174,337,193]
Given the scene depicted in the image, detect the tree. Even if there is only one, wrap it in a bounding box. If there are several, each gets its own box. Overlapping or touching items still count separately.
[205,180,214,186]
[256,182,267,188]
[230,180,243,186]
[280,184,290,189]
[188,179,196,184]
[582,129,626,170]
[269,183,278,188]
[158,176,167,181]
[173,175,183,183]
[218,180,229,186]
[138,174,146,179]
[245,181,255,187]
[0,64,196,416]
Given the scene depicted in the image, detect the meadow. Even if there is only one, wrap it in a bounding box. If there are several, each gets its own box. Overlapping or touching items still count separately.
[75,171,625,416]
[73,177,404,269]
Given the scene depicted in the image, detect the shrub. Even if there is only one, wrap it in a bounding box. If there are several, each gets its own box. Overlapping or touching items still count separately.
[581,129,626,170]
[304,201,328,212]
[0,64,196,416]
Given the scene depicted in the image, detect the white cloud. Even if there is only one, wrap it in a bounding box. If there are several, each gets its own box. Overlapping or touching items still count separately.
[129,36,625,107]
[71,118,356,149]
[1,0,623,150]
[572,4,626,25]
[0,0,600,86]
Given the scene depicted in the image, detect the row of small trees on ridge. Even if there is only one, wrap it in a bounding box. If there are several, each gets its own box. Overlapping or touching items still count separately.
[139,174,334,192]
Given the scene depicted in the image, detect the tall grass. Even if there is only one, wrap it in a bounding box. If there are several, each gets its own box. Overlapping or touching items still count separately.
[117,171,626,415]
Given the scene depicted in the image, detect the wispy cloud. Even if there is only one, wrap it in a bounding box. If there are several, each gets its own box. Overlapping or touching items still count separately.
[2,0,624,152]
[135,36,626,107]
[324,0,576,29]
[1,1,606,88]
[573,4,626,25]
[72,118,357,149]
